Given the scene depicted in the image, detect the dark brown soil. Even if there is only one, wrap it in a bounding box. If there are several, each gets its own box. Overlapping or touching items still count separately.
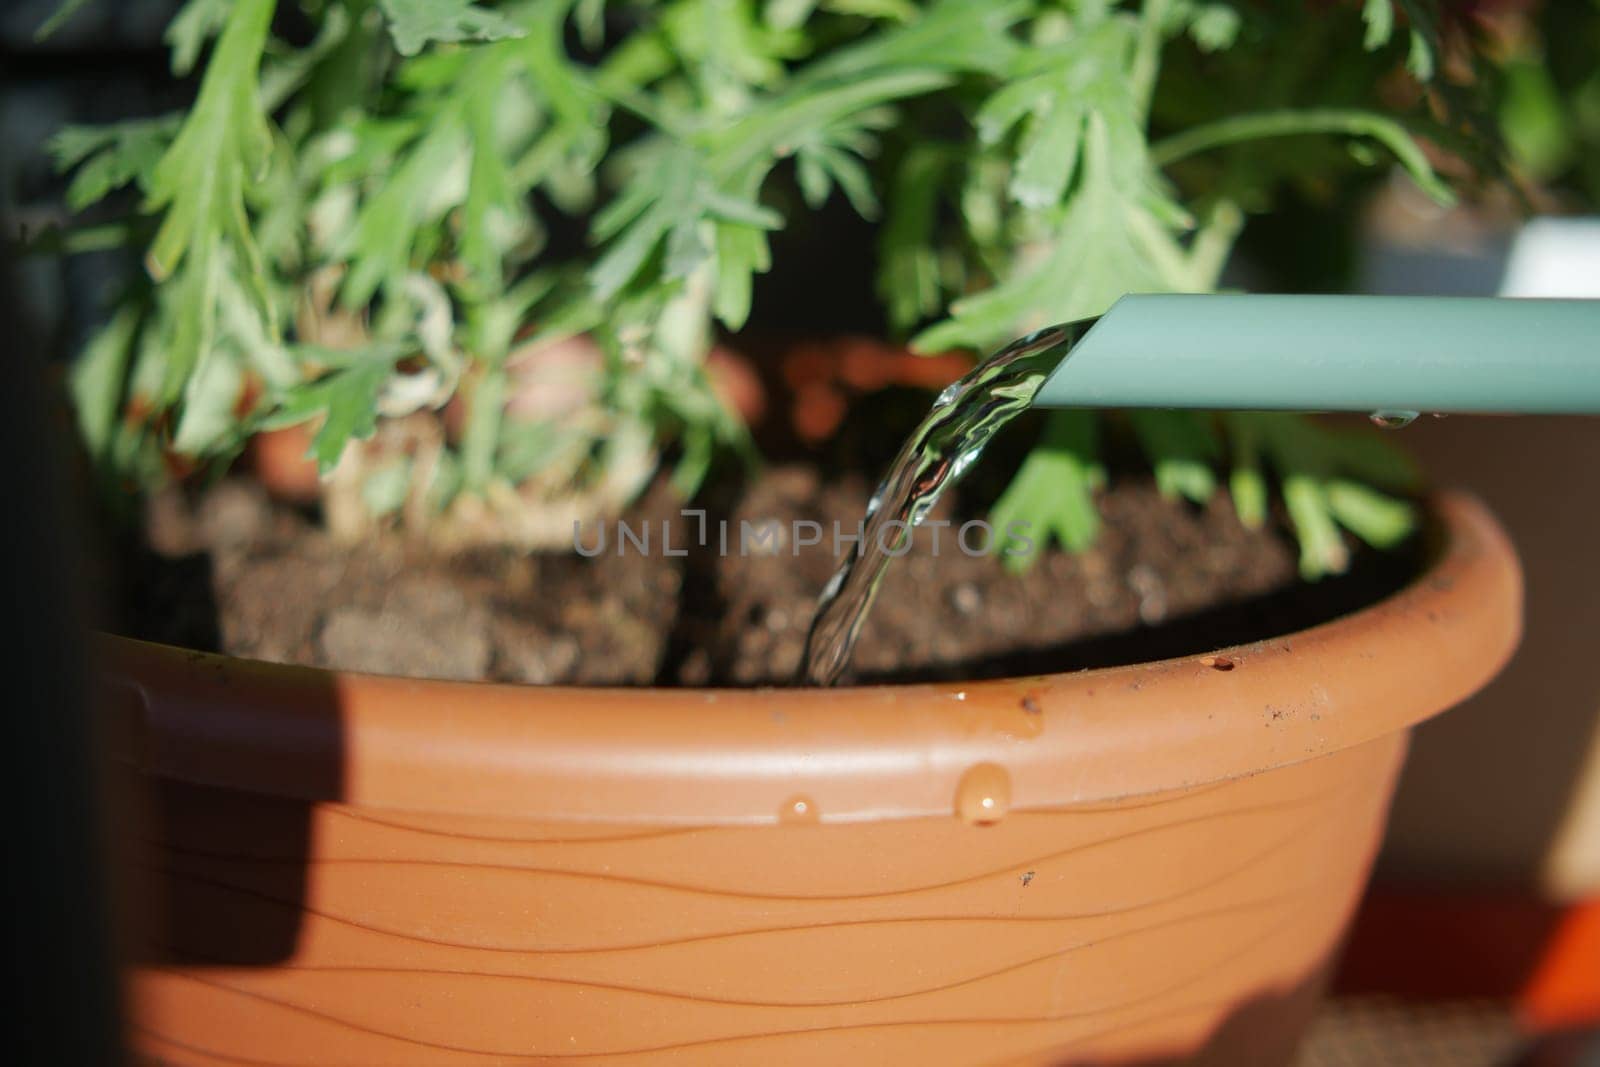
[111,455,1420,687]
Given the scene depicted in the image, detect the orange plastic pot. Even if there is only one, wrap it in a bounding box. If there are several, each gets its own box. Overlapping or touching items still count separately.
[98,493,1519,1066]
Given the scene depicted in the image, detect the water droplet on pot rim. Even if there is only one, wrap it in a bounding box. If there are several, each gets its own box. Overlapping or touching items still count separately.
[955,762,1012,826]
[779,795,820,824]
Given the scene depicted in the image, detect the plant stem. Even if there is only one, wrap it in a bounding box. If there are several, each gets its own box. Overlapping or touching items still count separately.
[15,221,138,257]
[459,293,525,493]
[460,366,505,492]
[1151,108,1456,205]
[1130,0,1171,119]
[1188,198,1244,288]
[308,0,384,128]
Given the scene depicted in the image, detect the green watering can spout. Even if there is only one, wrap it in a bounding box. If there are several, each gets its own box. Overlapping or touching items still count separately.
[1032,294,1600,415]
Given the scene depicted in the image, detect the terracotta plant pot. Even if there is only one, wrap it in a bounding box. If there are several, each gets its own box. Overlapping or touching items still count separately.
[99,493,1519,1066]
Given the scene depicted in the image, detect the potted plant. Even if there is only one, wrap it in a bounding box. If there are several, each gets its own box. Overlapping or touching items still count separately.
[37,0,1526,1063]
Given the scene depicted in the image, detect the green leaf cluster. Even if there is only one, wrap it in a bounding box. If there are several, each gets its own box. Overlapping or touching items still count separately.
[40,0,1489,569]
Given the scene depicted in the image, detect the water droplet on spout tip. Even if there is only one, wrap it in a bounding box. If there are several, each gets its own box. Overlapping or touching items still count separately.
[1369,410,1418,429]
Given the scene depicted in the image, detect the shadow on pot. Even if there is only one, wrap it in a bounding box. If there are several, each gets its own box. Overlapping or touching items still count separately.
[100,645,345,970]
[1050,966,1331,1065]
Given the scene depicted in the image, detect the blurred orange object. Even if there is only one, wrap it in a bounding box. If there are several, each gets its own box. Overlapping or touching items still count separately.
[1336,890,1600,1032]
[247,423,322,503]
[1522,901,1600,1031]
[781,336,969,443]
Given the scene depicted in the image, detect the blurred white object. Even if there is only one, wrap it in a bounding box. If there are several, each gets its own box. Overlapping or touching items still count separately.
[1500,217,1600,298]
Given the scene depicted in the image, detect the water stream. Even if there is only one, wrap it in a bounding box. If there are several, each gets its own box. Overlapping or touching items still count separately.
[799,319,1100,687]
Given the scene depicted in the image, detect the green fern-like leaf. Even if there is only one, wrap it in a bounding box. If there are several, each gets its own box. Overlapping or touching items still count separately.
[990,411,1104,571]
[378,0,528,56]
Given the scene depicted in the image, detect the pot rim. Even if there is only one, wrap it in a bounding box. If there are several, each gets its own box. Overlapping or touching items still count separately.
[97,492,1521,825]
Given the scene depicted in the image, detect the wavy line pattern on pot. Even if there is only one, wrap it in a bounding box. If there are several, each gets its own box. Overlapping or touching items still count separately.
[139,776,1371,969]
[143,780,1354,901]
[129,739,1394,1064]
[143,901,1317,1059]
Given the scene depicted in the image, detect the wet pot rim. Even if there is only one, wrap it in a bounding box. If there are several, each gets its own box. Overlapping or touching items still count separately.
[96,491,1521,826]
